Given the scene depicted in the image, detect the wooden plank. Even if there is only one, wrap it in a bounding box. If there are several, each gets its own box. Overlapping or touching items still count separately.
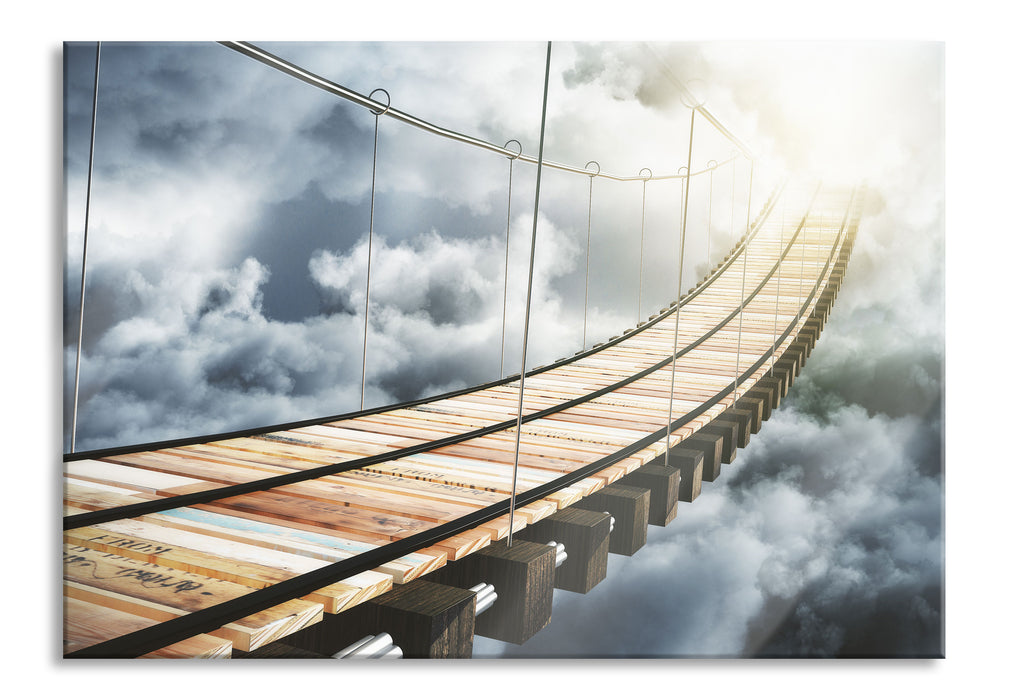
[66,460,210,495]
[64,546,323,651]
[65,519,395,613]
[64,596,233,658]
[191,502,448,583]
[64,479,154,514]
[137,507,443,584]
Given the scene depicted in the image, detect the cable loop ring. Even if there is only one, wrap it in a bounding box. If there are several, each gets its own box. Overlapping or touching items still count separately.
[639,167,652,181]
[678,79,707,109]
[503,139,523,159]
[368,88,391,116]
[678,166,689,177]
[707,159,718,169]
[585,160,601,177]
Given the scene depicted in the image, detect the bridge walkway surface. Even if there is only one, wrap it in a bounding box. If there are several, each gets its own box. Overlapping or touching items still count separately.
[62,180,864,658]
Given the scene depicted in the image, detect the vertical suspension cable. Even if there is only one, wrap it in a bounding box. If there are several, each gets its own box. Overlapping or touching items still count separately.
[731,156,752,411]
[508,41,551,547]
[582,161,599,351]
[675,165,688,301]
[500,140,522,379]
[637,168,651,324]
[706,159,717,270]
[769,188,785,383]
[360,89,390,411]
[71,41,101,455]
[663,109,696,466]
[797,188,810,344]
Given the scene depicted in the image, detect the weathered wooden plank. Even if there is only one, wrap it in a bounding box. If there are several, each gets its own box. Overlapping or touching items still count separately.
[64,546,323,651]
[137,507,443,584]
[64,596,233,658]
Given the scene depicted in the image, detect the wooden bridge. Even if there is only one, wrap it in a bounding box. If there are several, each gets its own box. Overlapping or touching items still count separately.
[62,176,864,658]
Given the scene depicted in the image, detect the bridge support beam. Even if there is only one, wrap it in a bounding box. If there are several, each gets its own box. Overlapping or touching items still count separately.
[283,580,476,659]
[579,484,650,556]
[426,539,556,646]
[517,507,610,594]
[619,461,681,526]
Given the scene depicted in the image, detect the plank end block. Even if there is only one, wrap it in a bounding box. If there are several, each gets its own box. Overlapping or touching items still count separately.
[680,430,724,481]
[284,580,476,659]
[426,539,556,646]
[579,484,650,556]
[663,447,704,503]
[517,507,610,594]
[620,462,681,526]
[735,395,764,433]
[721,408,752,448]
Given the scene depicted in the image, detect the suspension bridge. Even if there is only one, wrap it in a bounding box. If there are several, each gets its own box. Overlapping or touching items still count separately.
[62,41,865,658]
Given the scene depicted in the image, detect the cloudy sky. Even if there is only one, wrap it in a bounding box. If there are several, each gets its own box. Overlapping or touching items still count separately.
[59,37,945,660]
[16,0,1005,689]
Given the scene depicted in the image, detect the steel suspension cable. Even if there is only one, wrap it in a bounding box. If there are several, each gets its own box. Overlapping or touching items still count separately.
[221,41,733,184]
[637,168,652,324]
[676,165,688,301]
[582,161,599,351]
[360,89,390,411]
[732,157,754,410]
[508,41,552,547]
[770,189,785,382]
[663,109,696,467]
[706,159,717,269]
[71,41,101,455]
[797,188,811,345]
[500,140,522,379]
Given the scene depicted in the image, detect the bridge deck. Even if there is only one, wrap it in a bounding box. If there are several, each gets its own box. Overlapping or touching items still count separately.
[63,181,864,657]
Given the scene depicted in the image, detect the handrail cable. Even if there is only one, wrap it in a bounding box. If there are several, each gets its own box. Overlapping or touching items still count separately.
[219,41,735,182]
[641,42,755,161]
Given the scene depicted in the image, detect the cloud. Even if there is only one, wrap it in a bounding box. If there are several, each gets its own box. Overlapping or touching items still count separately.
[66,209,636,450]
[479,379,942,658]
[63,41,943,659]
